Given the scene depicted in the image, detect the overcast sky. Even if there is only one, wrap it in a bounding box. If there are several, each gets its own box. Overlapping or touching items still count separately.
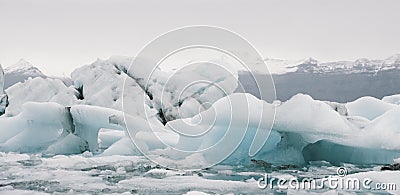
[1,0,400,76]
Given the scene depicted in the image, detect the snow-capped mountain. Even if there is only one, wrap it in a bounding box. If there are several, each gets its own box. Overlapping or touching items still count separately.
[240,54,400,102]
[266,54,400,74]
[4,59,46,76]
[3,59,73,89]
[3,59,47,89]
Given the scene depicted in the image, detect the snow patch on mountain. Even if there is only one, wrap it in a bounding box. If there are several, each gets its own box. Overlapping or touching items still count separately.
[3,59,73,89]
[4,59,45,75]
[3,59,47,89]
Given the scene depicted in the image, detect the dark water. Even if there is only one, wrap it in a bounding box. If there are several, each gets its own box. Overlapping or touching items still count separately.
[238,70,400,102]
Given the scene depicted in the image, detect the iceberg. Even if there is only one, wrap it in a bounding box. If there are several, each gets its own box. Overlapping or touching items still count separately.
[346,96,397,120]
[5,77,78,116]
[382,94,400,105]
[0,56,399,170]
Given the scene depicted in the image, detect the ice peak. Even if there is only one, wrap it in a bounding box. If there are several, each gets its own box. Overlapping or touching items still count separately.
[6,59,35,72]
[15,58,33,67]
[299,57,319,65]
[5,59,45,77]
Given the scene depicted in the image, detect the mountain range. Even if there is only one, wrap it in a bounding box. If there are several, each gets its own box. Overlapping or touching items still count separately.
[265,54,400,75]
[242,54,400,102]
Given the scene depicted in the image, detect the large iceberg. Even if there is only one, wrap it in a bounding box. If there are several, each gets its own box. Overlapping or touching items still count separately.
[0,56,399,170]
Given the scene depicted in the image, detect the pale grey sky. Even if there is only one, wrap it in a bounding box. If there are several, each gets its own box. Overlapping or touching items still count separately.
[1,0,400,76]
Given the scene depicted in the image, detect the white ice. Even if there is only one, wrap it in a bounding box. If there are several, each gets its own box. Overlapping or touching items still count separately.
[0,57,400,168]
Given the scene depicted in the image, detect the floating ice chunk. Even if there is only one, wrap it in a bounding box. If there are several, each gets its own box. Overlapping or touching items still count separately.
[143,168,180,179]
[245,94,400,165]
[45,134,89,155]
[101,137,145,156]
[0,115,26,143]
[382,94,400,105]
[274,94,352,144]
[0,152,30,162]
[135,131,179,150]
[157,93,275,168]
[0,102,70,152]
[170,93,274,150]
[98,129,125,149]
[70,105,123,151]
[117,173,263,194]
[1,126,62,153]
[346,96,397,120]
[0,102,139,154]
[183,191,210,195]
[148,151,210,170]
[5,77,78,116]
[82,151,93,157]
[360,108,400,150]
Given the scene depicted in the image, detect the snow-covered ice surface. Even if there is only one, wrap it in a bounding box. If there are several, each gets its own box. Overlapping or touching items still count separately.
[0,56,399,194]
[0,153,398,194]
